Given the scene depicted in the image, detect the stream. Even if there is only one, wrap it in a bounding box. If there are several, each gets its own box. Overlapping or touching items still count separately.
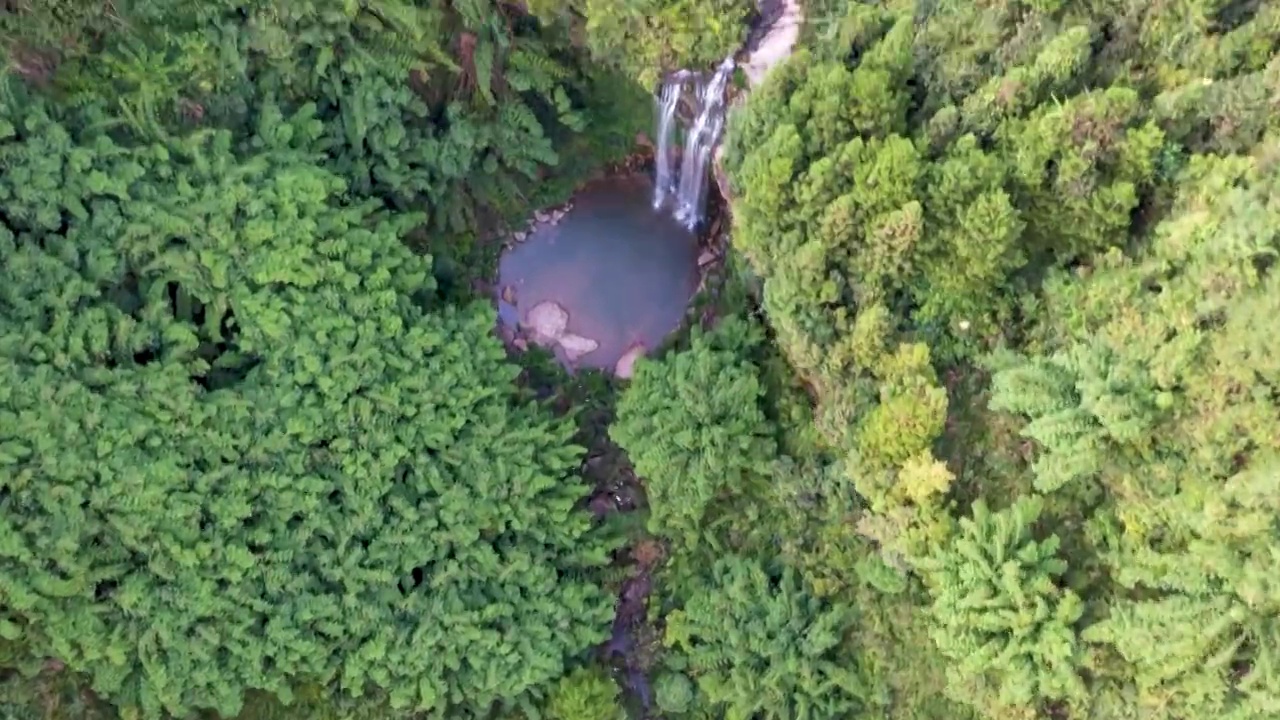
[496,2,804,713]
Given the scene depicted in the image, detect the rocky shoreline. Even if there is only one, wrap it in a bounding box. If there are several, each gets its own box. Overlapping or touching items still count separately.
[497,145,726,379]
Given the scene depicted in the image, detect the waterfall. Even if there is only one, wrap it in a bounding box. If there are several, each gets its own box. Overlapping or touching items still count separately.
[651,56,736,230]
[652,75,685,212]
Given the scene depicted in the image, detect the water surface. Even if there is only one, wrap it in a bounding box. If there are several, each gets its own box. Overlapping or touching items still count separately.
[497,174,700,371]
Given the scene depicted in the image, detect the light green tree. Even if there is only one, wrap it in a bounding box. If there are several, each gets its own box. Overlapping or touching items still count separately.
[610,318,776,550]
[916,497,1086,716]
[544,667,623,720]
[991,141,1280,718]
[528,0,753,86]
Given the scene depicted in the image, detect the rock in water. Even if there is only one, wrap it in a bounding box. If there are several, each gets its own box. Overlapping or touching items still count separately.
[614,343,647,379]
[523,300,568,344]
[558,333,600,361]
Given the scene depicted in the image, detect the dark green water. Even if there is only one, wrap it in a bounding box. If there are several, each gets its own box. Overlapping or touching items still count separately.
[497,174,701,371]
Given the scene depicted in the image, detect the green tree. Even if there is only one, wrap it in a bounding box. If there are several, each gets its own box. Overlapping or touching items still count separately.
[528,0,753,86]
[653,672,695,715]
[2,0,644,265]
[1083,461,1280,719]
[544,667,623,720]
[916,497,1086,717]
[610,317,776,550]
[664,556,867,720]
[992,142,1280,719]
[0,92,613,719]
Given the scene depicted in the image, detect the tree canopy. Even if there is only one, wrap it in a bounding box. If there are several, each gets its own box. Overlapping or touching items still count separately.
[4,0,1280,719]
[0,88,614,719]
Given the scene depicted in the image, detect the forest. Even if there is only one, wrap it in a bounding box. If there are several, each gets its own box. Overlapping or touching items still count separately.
[0,0,1277,719]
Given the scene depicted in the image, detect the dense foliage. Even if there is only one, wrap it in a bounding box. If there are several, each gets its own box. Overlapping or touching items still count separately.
[609,319,775,550]
[696,1,1280,719]
[3,0,1280,719]
[0,1,649,718]
[529,0,754,86]
[664,556,865,720]
[0,83,617,718]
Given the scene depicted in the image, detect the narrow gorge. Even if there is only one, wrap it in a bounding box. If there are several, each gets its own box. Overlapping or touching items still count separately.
[598,1,807,712]
[497,0,804,381]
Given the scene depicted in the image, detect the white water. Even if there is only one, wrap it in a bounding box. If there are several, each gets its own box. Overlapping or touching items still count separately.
[651,56,736,230]
[652,76,685,212]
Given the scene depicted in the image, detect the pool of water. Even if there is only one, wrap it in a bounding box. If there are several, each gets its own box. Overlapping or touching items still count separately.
[497,174,701,373]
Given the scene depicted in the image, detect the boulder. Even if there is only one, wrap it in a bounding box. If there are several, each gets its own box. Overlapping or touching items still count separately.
[523,300,568,343]
[614,344,646,379]
[558,333,599,361]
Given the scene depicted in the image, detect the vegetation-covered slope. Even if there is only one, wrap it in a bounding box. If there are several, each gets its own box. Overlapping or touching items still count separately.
[649,1,1279,718]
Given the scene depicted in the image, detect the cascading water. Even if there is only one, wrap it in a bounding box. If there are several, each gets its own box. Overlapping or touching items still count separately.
[651,56,736,230]
[651,73,686,212]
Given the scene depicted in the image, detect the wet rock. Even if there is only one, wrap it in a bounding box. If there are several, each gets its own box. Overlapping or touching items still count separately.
[523,300,568,343]
[500,285,517,304]
[614,344,646,379]
[513,231,527,242]
[588,493,616,516]
[698,250,716,267]
[742,0,803,87]
[535,210,550,223]
[558,333,599,361]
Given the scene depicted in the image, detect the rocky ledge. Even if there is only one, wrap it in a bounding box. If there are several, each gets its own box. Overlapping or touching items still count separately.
[507,202,574,246]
